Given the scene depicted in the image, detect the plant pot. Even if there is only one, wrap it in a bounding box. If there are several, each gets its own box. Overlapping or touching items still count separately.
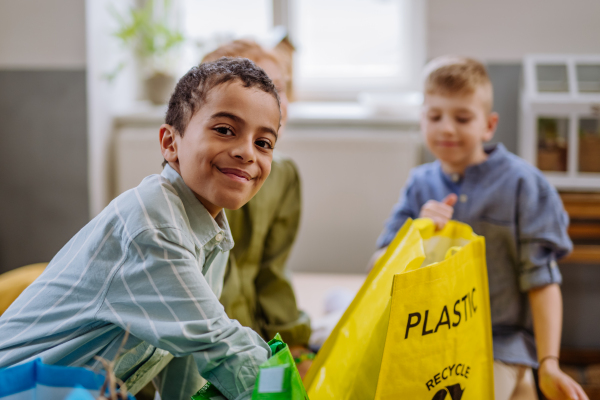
[537,145,567,172]
[144,72,176,105]
[579,135,600,173]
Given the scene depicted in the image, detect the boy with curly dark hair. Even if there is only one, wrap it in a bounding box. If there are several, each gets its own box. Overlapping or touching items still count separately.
[0,58,281,400]
[202,40,314,379]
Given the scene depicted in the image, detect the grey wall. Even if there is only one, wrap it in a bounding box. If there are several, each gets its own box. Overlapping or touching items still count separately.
[0,71,88,273]
[0,0,87,274]
[0,0,86,69]
[488,64,521,155]
[428,0,600,61]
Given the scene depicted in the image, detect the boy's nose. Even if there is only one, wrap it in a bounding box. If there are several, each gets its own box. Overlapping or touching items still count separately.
[440,116,456,135]
[231,138,256,163]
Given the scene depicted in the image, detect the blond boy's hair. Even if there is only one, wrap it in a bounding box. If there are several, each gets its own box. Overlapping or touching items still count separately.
[423,56,493,112]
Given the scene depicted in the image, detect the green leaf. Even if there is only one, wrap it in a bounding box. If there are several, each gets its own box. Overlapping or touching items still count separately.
[108,0,185,69]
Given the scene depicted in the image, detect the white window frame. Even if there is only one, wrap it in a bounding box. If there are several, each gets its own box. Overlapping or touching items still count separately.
[273,0,427,101]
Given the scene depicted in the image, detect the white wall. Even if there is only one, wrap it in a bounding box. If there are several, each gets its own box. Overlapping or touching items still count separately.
[277,127,421,273]
[428,0,600,62]
[86,0,139,216]
[0,0,86,69]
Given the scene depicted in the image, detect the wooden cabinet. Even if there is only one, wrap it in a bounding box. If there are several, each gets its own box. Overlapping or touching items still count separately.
[560,192,600,264]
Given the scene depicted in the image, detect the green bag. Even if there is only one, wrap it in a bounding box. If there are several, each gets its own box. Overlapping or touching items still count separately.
[191,334,309,400]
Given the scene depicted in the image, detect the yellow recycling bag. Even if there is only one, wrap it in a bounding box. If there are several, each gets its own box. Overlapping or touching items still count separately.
[304,219,494,400]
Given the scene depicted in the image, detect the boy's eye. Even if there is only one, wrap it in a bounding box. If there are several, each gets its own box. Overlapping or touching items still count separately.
[428,115,441,122]
[456,116,472,124]
[255,139,273,150]
[215,126,234,136]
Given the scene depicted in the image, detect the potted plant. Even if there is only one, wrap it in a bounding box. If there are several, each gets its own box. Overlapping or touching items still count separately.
[111,0,184,105]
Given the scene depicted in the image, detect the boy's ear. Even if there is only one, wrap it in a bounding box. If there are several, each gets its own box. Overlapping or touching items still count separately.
[160,124,179,164]
[484,112,499,142]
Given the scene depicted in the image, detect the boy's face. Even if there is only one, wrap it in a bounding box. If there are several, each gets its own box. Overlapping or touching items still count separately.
[160,80,280,217]
[421,88,498,172]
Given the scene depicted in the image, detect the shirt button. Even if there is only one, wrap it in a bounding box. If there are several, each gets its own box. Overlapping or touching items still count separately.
[215,233,223,242]
[459,194,468,203]
[451,173,460,183]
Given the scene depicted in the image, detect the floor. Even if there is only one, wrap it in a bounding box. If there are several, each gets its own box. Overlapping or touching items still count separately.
[291,272,366,320]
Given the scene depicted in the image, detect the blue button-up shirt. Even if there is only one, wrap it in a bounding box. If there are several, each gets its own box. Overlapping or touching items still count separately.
[0,164,270,399]
[377,144,572,367]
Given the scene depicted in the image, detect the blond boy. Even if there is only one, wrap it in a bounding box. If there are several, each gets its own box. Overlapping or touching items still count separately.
[377,57,587,400]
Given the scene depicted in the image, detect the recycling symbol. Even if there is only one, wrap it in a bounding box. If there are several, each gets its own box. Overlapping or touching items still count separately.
[431,384,465,400]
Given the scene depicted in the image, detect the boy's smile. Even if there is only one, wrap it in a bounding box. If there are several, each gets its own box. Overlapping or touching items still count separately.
[421,88,498,175]
[160,80,280,217]
[217,167,252,182]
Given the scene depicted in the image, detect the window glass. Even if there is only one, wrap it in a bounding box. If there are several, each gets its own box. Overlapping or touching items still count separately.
[181,0,272,69]
[293,0,408,87]
[579,118,600,172]
[535,64,569,93]
[576,65,600,93]
[537,117,568,172]
[179,0,421,97]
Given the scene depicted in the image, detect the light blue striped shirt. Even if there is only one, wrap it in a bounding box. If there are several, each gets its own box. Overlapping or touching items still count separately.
[0,164,270,399]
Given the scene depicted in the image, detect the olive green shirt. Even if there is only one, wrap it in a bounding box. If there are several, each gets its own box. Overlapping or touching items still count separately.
[222,152,311,346]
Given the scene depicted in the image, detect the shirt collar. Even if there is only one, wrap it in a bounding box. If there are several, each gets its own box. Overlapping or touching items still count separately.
[437,164,463,189]
[161,164,234,252]
[437,143,507,184]
[465,143,507,177]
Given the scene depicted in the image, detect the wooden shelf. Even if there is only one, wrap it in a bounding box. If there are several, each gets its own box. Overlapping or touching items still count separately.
[561,245,600,263]
[561,193,600,219]
[559,192,600,263]
[561,348,600,365]
[580,386,600,399]
[560,349,600,400]
[569,223,600,240]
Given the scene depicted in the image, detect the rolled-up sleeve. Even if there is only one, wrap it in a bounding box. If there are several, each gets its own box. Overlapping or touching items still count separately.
[376,171,420,249]
[517,175,572,292]
[97,228,270,400]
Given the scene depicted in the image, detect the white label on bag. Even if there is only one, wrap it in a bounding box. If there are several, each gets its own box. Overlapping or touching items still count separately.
[258,365,288,393]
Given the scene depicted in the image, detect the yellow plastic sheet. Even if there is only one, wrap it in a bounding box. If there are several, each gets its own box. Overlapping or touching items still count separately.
[304,219,494,400]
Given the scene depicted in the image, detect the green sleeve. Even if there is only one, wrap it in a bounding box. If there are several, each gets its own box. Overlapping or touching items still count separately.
[255,159,311,346]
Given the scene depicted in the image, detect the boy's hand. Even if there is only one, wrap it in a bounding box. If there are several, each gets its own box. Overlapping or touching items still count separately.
[539,359,589,400]
[419,194,458,230]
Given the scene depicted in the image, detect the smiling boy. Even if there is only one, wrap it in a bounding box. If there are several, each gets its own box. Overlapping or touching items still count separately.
[377,57,588,400]
[0,58,280,400]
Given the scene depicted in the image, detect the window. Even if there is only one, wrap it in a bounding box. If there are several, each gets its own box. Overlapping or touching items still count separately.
[180,0,425,100]
[182,0,271,43]
[289,0,425,99]
[179,0,273,77]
